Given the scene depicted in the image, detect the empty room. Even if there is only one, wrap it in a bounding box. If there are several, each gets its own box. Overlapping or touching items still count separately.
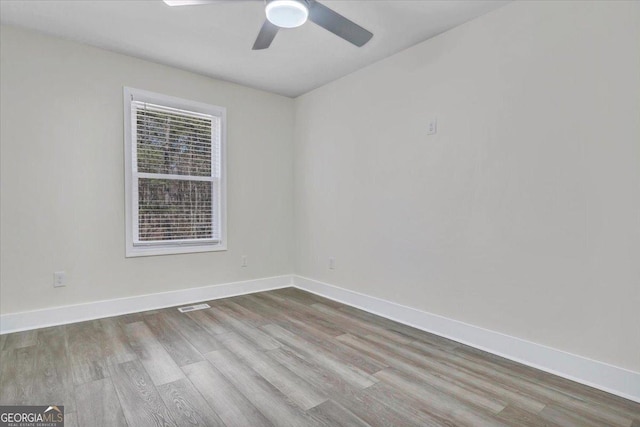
[1,0,639,426]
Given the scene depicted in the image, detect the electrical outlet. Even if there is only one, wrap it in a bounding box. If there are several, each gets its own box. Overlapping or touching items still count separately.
[53,271,66,288]
[329,257,336,270]
[241,255,248,268]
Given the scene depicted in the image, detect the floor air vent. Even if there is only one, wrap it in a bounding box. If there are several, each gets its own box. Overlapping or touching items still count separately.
[177,303,211,313]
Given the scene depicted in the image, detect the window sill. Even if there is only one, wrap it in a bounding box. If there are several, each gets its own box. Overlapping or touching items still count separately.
[125,243,227,258]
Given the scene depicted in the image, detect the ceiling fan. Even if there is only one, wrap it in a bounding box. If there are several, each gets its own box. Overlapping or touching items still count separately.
[162,0,373,50]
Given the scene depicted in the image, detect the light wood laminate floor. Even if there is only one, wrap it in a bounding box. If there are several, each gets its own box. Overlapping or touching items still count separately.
[1,288,638,426]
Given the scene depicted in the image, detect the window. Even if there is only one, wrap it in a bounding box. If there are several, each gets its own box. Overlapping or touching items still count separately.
[124,87,226,257]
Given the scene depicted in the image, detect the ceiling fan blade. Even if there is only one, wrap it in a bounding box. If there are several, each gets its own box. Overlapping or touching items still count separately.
[307,1,373,47]
[162,0,229,6]
[252,20,279,50]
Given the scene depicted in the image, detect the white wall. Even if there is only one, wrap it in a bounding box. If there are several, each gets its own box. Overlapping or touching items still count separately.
[0,25,294,314]
[294,0,640,372]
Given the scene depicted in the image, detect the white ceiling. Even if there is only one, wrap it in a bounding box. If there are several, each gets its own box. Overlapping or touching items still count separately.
[0,0,508,97]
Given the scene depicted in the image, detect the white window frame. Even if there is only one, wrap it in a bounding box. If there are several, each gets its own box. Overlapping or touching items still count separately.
[124,87,227,257]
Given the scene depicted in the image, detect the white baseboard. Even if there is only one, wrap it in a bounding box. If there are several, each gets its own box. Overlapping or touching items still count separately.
[0,275,293,334]
[293,275,640,403]
[2,273,638,403]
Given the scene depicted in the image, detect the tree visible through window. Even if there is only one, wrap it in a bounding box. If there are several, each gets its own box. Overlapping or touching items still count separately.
[124,88,226,257]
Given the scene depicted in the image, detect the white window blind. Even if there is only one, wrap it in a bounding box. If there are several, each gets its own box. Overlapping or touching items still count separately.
[124,88,226,257]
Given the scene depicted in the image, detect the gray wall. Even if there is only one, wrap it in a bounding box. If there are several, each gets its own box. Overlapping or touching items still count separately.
[293,1,640,372]
[0,25,295,313]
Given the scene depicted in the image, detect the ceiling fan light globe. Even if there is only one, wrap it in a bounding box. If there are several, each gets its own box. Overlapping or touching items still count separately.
[266,0,309,29]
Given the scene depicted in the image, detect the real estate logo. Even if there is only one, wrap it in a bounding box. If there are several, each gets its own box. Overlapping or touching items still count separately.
[0,405,64,427]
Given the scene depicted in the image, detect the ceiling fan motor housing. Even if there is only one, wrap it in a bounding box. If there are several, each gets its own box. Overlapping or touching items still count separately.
[265,0,310,29]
